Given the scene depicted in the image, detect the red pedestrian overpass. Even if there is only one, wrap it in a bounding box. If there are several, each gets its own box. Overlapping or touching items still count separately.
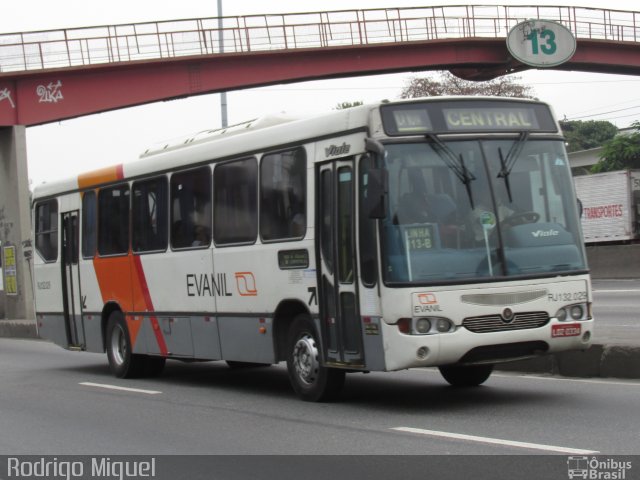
[1,4,640,126]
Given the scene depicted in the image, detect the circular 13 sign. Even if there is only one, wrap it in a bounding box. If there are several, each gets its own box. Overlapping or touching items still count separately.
[507,19,576,67]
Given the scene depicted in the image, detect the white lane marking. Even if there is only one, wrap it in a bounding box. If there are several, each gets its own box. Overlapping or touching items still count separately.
[391,427,598,454]
[79,382,162,395]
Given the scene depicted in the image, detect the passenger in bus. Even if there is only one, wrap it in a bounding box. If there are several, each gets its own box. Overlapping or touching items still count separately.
[192,225,210,246]
[428,193,459,248]
[291,211,306,238]
[394,170,433,224]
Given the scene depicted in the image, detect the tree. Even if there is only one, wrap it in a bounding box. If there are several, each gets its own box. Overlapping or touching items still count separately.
[560,120,618,153]
[400,71,534,99]
[335,101,364,110]
[591,122,640,173]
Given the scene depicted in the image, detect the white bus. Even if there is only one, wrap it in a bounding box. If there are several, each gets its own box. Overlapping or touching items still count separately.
[32,97,593,401]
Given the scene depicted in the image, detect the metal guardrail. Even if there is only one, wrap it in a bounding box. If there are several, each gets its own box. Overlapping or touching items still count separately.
[0,5,639,73]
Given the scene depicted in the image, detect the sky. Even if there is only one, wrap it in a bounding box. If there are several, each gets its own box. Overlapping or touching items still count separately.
[2,0,640,186]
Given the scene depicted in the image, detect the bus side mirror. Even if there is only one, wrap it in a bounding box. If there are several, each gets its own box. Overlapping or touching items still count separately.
[366,168,388,219]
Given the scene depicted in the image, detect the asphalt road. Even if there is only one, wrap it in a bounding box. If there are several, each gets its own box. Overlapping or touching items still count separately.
[1,338,639,458]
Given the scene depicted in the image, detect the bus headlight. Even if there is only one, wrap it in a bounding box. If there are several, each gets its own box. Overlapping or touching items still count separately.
[395,317,455,335]
[555,307,567,322]
[555,303,591,322]
[435,318,453,333]
[415,318,432,334]
[570,305,584,320]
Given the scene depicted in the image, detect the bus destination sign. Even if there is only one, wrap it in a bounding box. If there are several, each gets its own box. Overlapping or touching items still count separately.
[380,100,557,135]
[443,107,539,131]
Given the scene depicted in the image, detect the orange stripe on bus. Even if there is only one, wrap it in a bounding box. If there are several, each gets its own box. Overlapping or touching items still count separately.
[93,254,169,355]
[77,164,124,190]
[132,256,168,356]
[93,255,134,312]
[126,315,144,348]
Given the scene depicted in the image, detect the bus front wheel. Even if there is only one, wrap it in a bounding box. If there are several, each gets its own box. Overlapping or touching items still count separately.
[438,364,493,387]
[286,314,345,402]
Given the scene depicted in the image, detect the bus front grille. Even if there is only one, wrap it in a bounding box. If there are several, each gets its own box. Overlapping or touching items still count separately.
[463,311,550,333]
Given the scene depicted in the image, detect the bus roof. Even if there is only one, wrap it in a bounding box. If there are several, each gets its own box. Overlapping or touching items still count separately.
[32,103,374,199]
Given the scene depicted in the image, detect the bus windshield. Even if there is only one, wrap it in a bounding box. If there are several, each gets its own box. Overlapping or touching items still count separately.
[380,137,586,285]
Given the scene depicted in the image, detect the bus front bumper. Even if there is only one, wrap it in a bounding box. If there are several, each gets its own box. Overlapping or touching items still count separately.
[380,318,594,371]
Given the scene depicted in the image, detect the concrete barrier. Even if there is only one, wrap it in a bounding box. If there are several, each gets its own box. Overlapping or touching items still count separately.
[496,344,640,379]
[586,244,640,279]
[0,319,38,339]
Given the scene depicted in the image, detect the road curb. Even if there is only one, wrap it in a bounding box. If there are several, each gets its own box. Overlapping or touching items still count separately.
[1,321,639,379]
[0,320,39,339]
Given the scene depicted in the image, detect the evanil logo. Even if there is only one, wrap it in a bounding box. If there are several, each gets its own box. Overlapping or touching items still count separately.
[532,229,559,238]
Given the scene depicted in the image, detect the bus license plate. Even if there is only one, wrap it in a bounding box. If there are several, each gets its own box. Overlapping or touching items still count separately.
[551,323,581,338]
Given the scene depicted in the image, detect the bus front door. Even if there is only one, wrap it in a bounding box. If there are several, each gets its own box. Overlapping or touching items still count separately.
[318,160,364,367]
[61,211,84,348]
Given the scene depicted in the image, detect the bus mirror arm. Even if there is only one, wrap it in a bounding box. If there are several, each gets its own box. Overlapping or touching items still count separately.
[364,138,388,219]
[365,137,385,158]
[366,167,388,219]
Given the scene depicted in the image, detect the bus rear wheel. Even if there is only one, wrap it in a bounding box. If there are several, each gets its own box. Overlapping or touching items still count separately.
[106,311,161,378]
[438,364,494,387]
[286,314,345,402]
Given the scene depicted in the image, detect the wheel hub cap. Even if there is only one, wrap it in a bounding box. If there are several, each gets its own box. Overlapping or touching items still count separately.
[292,333,319,385]
[110,325,127,366]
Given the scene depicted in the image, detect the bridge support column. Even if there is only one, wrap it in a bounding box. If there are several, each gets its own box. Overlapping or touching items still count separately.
[0,126,34,320]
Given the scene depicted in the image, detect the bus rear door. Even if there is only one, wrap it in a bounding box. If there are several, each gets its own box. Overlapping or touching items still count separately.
[318,160,364,367]
[61,210,84,348]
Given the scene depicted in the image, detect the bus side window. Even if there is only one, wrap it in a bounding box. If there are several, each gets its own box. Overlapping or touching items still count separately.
[98,185,130,256]
[170,167,212,250]
[81,191,97,258]
[260,148,306,241]
[35,200,59,262]
[214,158,258,245]
[132,177,168,253]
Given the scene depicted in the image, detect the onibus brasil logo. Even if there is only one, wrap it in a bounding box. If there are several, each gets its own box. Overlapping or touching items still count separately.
[567,456,632,479]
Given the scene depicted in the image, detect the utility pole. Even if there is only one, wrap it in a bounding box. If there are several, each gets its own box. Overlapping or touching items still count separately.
[217,0,228,127]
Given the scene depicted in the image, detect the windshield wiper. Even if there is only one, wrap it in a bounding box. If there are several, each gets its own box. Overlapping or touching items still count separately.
[426,133,476,209]
[497,131,529,203]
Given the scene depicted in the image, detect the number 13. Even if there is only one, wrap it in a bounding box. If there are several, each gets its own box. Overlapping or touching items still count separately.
[526,28,557,55]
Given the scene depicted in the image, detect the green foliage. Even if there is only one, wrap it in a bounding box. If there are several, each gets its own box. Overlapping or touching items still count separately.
[400,71,534,99]
[560,120,618,153]
[335,101,364,110]
[591,122,640,173]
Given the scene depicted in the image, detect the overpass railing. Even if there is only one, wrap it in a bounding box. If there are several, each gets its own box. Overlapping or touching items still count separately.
[1,5,639,73]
